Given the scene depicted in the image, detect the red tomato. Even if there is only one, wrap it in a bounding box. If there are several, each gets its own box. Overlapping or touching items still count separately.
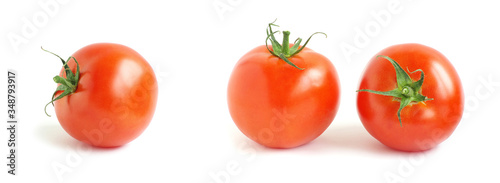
[228,23,340,148]
[357,43,463,151]
[47,43,158,147]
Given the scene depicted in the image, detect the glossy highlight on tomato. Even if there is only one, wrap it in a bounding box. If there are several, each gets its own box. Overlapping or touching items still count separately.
[46,43,158,147]
[357,43,464,151]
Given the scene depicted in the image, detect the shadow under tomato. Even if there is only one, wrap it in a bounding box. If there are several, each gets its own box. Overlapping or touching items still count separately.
[313,123,442,155]
[230,121,399,155]
[35,122,123,152]
[240,121,419,155]
[310,123,396,154]
[35,122,79,148]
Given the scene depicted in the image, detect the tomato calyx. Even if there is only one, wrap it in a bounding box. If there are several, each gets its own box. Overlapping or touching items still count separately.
[265,20,327,70]
[42,47,81,117]
[357,55,433,126]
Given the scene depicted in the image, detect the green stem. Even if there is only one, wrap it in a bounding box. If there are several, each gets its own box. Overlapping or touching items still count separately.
[401,86,413,97]
[281,31,290,55]
[265,20,326,70]
[42,48,81,117]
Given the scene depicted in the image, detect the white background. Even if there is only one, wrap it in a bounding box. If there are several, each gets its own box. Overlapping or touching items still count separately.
[1,0,499,182]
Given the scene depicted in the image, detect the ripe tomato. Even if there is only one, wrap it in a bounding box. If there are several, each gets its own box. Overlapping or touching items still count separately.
[227,22,340,148]
[45,43,158,147]
[357,43,463,151]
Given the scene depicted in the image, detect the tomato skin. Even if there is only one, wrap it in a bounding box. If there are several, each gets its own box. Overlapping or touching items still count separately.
[357,43,463,151]
[54,43,158,147]
[228,45,340,148]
